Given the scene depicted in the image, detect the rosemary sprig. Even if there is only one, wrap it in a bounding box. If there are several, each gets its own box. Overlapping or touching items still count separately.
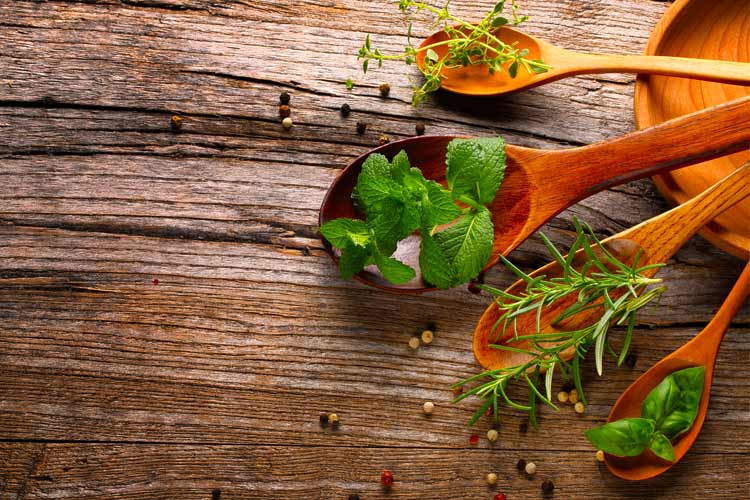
[453,218,667,428]
[357,0,551,106]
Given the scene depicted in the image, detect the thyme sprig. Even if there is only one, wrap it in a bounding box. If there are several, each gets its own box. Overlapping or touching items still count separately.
[357,1,551,106]
[453,219,667,428]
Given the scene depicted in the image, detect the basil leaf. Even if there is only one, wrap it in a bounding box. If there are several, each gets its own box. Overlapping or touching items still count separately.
[584,418,655,457]
[642,366,704,440]
[648,431,675,462]
[445,137,506,205]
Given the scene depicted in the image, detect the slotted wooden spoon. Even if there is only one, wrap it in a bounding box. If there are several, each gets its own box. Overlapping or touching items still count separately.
[473,161,750,371]
[319,97,750,293]
[604,259,749,480]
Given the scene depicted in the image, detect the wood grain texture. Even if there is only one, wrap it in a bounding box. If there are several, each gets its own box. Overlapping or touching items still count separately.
[0,0,748,499]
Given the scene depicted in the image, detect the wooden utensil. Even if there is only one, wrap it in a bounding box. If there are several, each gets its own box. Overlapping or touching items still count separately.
[319,97,750,293]
[634,0,750,260]
[473,160,750,371]
[416,25,750,97]
[604,260,749,480]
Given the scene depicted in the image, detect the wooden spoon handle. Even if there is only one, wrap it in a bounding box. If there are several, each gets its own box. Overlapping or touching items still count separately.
[565,52,750,86]
[611,162,750,265]
[525,97,750,218]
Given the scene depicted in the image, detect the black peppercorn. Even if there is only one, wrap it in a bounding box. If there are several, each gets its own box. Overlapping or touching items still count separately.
[379,134,390,145]
[348,495,360,500]
[541,479,555,495]
[516,458,527,472]
[624,353,637,368]
[340,103,351,117]
[519,421,528,434]
[356,121,367,134]
[212,489,221,500]
[279,105,291,119]
[415,122,426,135]
[561,382,575,393]
[170,115,183,132]
[319,412,329,425]
[279,91,290,105]
[379,83,390,97]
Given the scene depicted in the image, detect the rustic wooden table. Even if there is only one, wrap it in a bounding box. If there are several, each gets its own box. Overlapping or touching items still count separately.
[1,1,748,499]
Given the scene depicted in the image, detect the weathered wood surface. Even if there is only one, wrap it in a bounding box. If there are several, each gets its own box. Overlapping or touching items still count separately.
[0,1,748,499]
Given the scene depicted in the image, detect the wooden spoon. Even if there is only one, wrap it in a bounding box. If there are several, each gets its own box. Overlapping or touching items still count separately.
[416,26,750,97]
[604,260,749,480]
[319,97,750,293]
[473,160,750,371]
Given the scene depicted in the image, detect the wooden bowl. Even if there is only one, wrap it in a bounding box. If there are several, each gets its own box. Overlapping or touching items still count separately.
[634,0,750,259]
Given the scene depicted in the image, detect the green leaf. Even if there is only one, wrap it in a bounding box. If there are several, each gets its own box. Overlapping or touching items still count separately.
[338,244,369,279]
[491,16,508,27]
[426,48,439,62]
[419,232,457,289]
[432,207,494,286]
[390,150,412,181]
[375,253,416,284]
[508,60,518,78]
[641,366,705,440]
[365,33,371,50]
[422,180,461,228]
[445,137,506,205]
[584,418,655,457]
[648,431,675,462]
[320,218,370,248]
[363,59,369,73]
[346,78,354,90]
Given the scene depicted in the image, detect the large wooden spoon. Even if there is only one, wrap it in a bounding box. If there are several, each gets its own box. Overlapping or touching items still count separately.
[416,26,750,97]
[319,97,750,293]
[473,161,750,371]
[604,260,749,480]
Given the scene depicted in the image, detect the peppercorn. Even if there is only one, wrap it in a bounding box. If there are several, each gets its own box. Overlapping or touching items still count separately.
[329,413,340,426]
[212,489,221,500]
[340,103,351,117]
[378,134,390,145]
[421,329,434,344]
[494,495,506,500]
[279,91,290,105]
[423,401,434,415]
[408,336,420,349]
[524,462,537,475]
[596,449,605,462]
[516,458,526,472]
[561,382,575,393]
[170,114,183,132]
[469,434,479,445]
[381,470,394,487]
[487,429,499,442]
[557,391,569,403]
[356,121,367,134]
[279,104,291,118]
[574,401,585,414]
[519,421,529,434]
[319,412,329,425]
[624,353,638,368]
[282,117,293,129]
[486,472,498,485]
[415,122,426,135]
[568,389,579,404]
[379,83,390,97]
[348,495,360,500]
[541,479,555,495]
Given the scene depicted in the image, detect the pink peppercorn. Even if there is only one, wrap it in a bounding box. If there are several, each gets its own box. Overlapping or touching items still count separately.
[381,470,394,487]
[469,434,479,445]
[494,494,506,500]
[153,278,159,285]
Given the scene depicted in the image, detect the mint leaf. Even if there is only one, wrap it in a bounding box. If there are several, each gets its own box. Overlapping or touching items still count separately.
[420,232,457,289]
[390,150,411,181]
[445,137,506,205]
[432,207,494,285]
[422,180,461,228]
[357,154,402,209]
[338,244,369,279]
[375,253,416,284]
[320,218,370,248]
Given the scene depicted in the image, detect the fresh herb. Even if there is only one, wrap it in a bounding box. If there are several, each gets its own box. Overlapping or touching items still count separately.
[320,137,506,288]
[585,366,705,462]
[452,219,667,427]
[358,0,551,105]
[345,78,354,90]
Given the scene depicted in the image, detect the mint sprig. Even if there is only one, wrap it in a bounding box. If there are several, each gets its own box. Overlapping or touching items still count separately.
[320,137,506,288]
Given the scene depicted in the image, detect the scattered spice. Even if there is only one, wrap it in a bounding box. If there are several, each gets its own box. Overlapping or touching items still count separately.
[519,421,529,434]
[420,329,434,344]
[494,494,506,500]
[557,391,569,403]
[408,336,420,349]
[541,479,555,495]
[624,353,638,368]
[381,470,394,487]
[212,489,221,500]
[469,434,479,445]
[319,412,329,425]
[379,83,391,97]
[486,472,498,485]
[596,450,605,462]
[574,402,585,414]
[568,389,579,405]
[516,458,527,472]
[415,122,426,136]
[282,117,293,129]
[279,91,290,105]
[524,462,536,476]
[153,278,159,285]
[561,382,575,393]
[170,114,183,132]
[486,429,499,442]
[423,401,434,415]
[340,103,351,117]
[348,495,360,500]
[279,105,291,118]
[451,385,463,396]
[378,134,390,145]
[328,413,340,426]
[356,121,367,134]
